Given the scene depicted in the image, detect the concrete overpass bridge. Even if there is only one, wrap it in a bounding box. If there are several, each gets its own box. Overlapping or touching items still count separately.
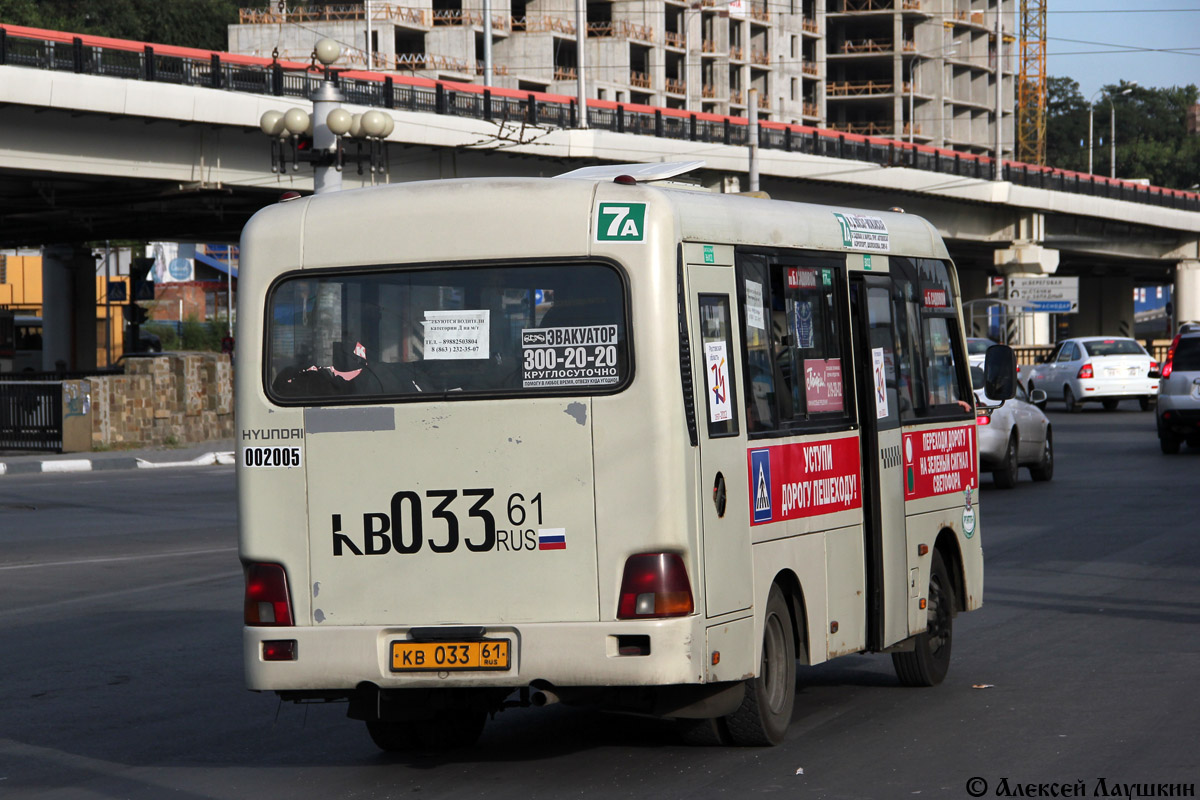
[2,24,1198,369]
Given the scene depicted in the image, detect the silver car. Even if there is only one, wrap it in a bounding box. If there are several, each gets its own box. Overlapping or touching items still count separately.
[1156,331,1200,454]
[1024,336,1159,412]
[973,367,1053,488]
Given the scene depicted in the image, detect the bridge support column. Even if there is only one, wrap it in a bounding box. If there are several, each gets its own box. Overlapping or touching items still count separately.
[42,245,98,371]
[1073,275,1134,339]
[994,242,1059,346]
[1175,260,1200,328]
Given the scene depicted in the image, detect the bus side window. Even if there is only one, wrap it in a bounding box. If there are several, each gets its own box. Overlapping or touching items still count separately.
[890,258,972,420]
[739,256,776,432]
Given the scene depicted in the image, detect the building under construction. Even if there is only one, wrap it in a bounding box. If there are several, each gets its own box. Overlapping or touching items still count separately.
[229,0,1015,157]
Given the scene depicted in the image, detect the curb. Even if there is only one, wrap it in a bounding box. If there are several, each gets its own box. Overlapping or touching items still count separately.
[0,451,235,476]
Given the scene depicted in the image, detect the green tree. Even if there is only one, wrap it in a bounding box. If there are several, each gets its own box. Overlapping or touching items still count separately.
[1046,77,1200,188]
[0,0,239,51]
[1044,76,1088,173]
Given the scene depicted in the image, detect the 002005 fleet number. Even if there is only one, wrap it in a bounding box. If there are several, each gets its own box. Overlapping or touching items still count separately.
[242,445,302,468]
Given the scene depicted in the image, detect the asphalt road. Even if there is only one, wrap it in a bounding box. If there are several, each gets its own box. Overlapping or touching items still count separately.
[1,403,1196,799]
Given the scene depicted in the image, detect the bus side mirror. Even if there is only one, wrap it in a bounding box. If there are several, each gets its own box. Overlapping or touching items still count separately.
[983,344,1017,401]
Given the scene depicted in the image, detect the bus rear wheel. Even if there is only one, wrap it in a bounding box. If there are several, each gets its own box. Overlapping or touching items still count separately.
[366,709,487,751]
[724,585,796,746]
[892,550,954,687]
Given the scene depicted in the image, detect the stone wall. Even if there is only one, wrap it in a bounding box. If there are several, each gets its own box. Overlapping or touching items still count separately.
[90,353,233,448]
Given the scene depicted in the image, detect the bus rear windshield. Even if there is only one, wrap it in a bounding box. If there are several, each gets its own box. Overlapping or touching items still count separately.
[266,263,629,403]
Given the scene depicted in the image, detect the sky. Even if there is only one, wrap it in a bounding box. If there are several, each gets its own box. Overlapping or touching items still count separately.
[1045,0,1200,99]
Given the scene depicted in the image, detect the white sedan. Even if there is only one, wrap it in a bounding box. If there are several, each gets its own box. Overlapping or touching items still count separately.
[1024,336,1159,412]
[973,369,1053,488]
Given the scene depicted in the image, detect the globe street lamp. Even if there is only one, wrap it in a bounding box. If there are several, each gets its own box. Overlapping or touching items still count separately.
[258,39,395,194]
[1088,83,1135,179]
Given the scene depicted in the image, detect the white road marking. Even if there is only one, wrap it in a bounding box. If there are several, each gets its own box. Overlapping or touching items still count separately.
[0,546,236,571]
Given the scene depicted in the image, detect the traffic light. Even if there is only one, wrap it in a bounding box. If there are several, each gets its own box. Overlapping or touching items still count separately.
[123,303,149,325]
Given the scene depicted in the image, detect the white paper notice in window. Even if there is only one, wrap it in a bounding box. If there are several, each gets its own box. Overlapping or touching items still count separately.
[423,310,490,360]
[745,280,765,330]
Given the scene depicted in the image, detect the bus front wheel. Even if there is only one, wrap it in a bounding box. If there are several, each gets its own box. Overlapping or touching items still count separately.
[892,550,954,687]
[725,585,796,746]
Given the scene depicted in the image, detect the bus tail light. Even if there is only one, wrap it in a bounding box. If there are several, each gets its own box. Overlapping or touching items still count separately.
[617,553,694,619]
[244,563,294,626]
[262,640,297,661]
[1077,363,1094,379]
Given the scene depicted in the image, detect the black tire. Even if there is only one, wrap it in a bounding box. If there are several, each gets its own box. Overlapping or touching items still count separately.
[1064,386,1082,413]
[1158,418,1182,454]
[992,434,1019,489]
[365,719,417,752]
[367,709,486,751]
[892,550,954,687]
[677,717,729,746]
[1102,398,1119,411]
[1139,396,1154,411]
[415,709,487,748]
[724,585,796,746]
[1029,429,1053,482]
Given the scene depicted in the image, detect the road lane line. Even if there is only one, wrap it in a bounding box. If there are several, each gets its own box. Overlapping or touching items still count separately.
[0,570,241,617]
[0,546,237,571]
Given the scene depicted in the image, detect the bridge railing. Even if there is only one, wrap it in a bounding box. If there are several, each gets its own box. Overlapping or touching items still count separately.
[2,23,1199,214]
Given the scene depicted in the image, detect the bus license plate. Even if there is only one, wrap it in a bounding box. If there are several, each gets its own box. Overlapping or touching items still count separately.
[390,640,510,672]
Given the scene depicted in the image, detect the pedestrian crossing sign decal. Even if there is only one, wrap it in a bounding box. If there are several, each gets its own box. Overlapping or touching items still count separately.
[750,449,772,523]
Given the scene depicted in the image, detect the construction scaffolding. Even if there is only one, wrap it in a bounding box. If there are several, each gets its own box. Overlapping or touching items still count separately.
[1016,0,1047,164]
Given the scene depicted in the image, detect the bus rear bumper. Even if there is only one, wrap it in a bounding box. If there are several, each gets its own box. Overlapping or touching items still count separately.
[244,616,719,694]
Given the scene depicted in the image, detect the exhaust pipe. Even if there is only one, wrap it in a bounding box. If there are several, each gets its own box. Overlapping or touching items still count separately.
[530,688,560,707]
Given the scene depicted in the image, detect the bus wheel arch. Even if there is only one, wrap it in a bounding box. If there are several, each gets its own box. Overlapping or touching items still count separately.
[934,529,967,614]
[893,539,957,687]
[724,580,798,746]
[772,569,810,665]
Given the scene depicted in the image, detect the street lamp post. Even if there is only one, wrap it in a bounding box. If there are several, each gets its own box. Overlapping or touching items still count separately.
[258,39,394,193]
[1089,84,1135,178]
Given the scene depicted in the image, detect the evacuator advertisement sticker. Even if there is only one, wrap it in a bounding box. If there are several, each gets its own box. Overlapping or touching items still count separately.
[903,425,977,499]
[521,325,620,387]
[747,437,862,525]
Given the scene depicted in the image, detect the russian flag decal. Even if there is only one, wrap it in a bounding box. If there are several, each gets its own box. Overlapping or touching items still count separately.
[538,528,566,550]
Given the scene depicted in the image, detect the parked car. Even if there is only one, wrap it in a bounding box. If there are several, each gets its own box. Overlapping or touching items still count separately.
[137,329,162,353]
[973,367,1053,488]
[1024,336,1158,412]
[1156,330,1200,454]
[966,337,998,367]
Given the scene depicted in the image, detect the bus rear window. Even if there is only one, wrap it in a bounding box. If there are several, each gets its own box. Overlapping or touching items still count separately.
[266,263,629,403]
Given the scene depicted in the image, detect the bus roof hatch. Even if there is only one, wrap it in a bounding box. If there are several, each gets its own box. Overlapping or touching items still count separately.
[555,161,705,184]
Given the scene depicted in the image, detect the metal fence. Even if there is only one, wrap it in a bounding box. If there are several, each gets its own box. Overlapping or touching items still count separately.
[0,381,63,451]
[2,25,1199,212]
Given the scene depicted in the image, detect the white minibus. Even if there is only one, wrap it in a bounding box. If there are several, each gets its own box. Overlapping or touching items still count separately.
[236,162,1014,749]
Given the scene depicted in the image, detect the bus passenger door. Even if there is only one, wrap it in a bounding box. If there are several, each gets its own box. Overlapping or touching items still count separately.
[687,262,753,618]
[849,272,910,650]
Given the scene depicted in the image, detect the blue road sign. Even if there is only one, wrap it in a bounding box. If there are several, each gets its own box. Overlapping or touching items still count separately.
[1030,300,1073,313]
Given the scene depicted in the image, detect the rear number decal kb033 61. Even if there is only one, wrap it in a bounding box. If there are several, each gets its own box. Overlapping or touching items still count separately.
[330,489,563,556]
